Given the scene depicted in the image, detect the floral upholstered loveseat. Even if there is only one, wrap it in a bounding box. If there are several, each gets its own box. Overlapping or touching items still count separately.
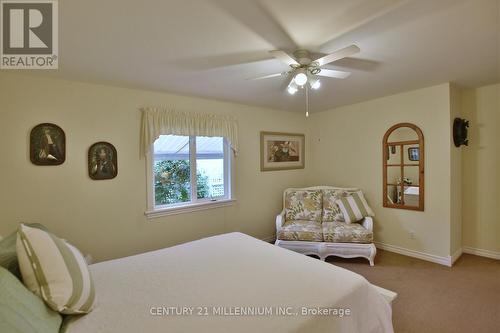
[275,186,377,266]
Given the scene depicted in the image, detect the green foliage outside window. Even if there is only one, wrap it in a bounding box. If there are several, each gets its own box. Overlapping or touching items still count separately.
[154,160,210,205]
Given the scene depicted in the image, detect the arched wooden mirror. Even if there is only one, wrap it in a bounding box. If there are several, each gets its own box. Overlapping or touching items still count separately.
[383,123,424,211]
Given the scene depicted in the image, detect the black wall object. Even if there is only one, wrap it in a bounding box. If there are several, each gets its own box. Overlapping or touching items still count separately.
[453,118,469,147]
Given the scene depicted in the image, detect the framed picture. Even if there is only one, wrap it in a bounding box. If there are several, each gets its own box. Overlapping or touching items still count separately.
[408,147,420,161]
[30,123,66,165]
[260,131,305,171]
[88,142,118,180]
[387,145,397,160]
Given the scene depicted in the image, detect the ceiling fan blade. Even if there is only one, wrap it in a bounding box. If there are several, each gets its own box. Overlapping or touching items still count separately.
[269,50,299,67]
[211,0,297,50]
[247,72,285,80]
[316,69,351,79]
[314,45,360,67]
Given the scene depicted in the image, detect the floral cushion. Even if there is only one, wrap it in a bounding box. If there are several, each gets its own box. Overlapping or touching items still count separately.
[322,189,358,222]
[278,220,323,242]
[285,190,323,222]
[322,222,373,243]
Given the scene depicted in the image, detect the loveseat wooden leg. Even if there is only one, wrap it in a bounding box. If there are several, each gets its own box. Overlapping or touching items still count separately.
[368,243,376,266]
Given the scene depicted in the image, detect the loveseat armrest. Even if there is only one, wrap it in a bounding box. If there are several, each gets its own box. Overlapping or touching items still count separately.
[276,209,285,234]
[361,216,374,232]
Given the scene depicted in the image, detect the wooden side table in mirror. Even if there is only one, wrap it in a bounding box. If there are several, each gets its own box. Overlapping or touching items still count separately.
[383,123,424,211]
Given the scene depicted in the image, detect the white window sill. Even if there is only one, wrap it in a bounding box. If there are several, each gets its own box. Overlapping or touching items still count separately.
[145,199,236,219]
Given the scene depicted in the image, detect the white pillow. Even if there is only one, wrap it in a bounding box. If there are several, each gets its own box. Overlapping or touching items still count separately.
[16,224,95,314]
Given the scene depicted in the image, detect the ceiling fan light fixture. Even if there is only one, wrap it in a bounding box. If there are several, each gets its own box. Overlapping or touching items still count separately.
[287,86,298,95]
[287,80,299,95]
[294,71,308,86]
[309,78,321,90]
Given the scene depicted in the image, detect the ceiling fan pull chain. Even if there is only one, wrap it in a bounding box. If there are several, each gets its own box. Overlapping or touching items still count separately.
[305,85,309,118]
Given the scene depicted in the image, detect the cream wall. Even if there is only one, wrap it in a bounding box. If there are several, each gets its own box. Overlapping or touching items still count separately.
[306,84,453,257]
[449,85,463,256]
[461,84,500,254]
[1,72,497,262]
[0,73,308,262]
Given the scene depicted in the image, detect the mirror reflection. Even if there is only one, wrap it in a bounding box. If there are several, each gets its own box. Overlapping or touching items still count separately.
[387,126,419,142]
[383,123,424,211]
[405,144,420,164]
[387,145,401,163]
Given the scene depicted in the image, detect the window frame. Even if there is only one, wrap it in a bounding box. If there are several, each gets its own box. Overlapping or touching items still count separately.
[145,135,235,219]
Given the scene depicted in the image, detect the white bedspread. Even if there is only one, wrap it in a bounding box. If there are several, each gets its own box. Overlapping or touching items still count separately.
[64,233,393,333]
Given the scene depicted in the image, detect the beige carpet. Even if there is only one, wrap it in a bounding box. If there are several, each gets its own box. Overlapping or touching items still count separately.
[327,250,500,333]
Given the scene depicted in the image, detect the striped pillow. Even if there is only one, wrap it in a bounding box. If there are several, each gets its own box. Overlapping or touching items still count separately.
[335,191,375,223]
[16,224,95,314]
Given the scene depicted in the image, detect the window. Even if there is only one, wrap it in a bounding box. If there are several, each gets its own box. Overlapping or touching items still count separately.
[146,135,233,216]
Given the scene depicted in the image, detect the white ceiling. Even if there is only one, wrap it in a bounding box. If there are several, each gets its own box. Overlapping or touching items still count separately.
[14,0,500,112]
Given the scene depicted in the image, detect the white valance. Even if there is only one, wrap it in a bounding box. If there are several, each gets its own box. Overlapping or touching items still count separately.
[140,107,239,157]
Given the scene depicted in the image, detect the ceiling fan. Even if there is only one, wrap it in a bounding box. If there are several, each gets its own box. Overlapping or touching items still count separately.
[249,44,360,95]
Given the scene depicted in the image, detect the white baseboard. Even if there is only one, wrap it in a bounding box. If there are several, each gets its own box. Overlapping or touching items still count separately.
[463,246,500,260]
[375,242,453,267]
[268,238,499,262]
[451,247,463,264]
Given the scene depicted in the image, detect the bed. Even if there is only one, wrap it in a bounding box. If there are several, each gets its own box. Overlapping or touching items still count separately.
[63,232,394,333]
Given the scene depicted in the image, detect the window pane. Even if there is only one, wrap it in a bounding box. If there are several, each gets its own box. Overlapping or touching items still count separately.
[404,144,420,164]
[153,135,191,206]
[196,136,225,199]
